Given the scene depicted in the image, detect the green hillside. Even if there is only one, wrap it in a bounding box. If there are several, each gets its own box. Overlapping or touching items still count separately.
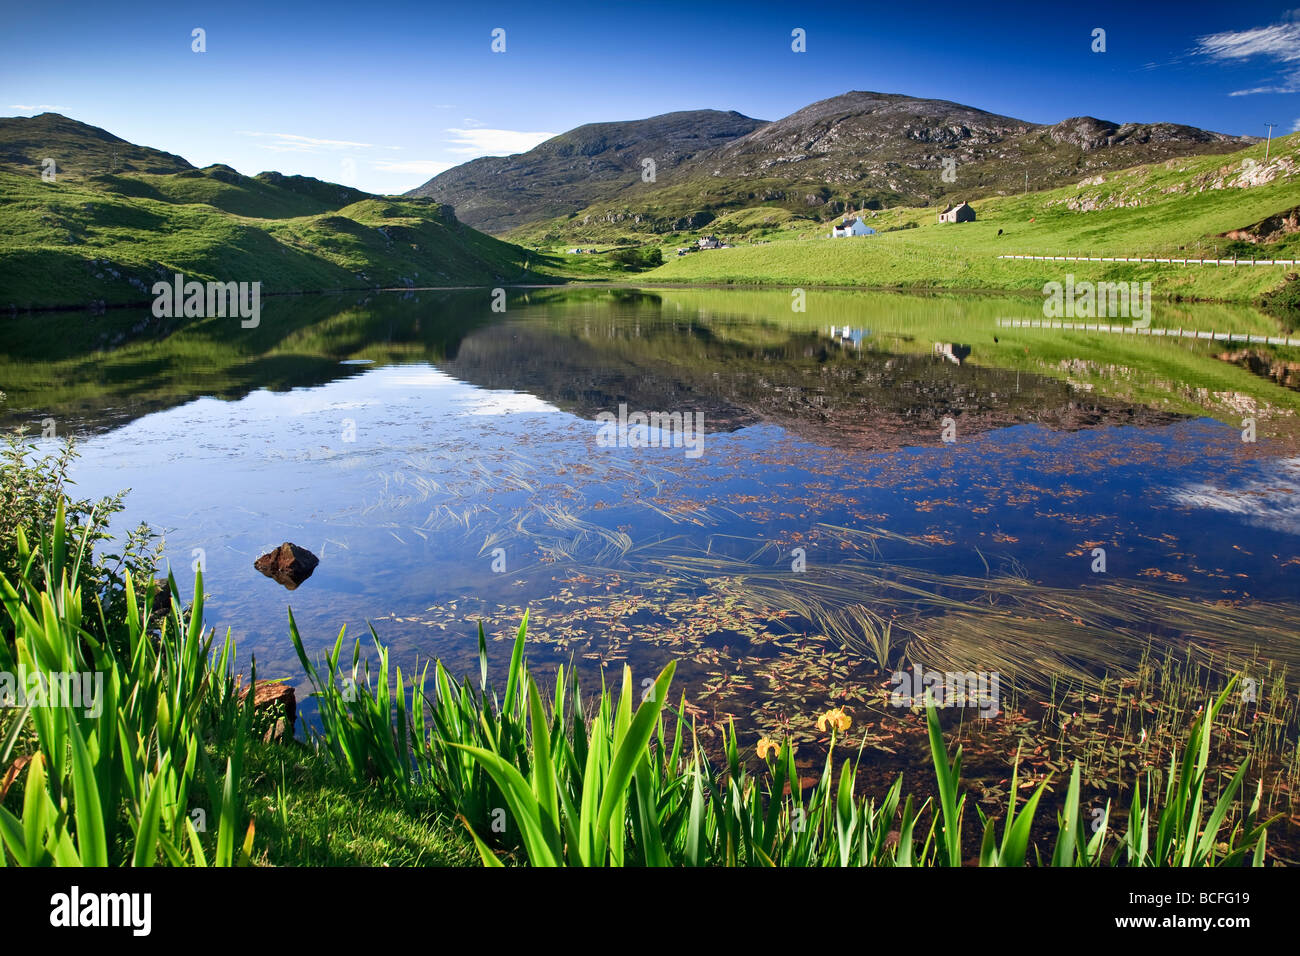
[0,111,192,176]
[3,112,1298,312]
[625,133,1300,309]
[0,114,559,310]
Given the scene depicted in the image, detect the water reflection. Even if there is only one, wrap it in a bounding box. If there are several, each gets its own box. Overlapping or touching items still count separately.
[2,287,1298,742]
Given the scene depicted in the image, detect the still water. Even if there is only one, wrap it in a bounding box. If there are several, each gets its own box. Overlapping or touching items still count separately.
[3,286,1298,743]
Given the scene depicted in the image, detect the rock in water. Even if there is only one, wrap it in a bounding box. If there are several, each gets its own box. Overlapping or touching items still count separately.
[254,542,319,590]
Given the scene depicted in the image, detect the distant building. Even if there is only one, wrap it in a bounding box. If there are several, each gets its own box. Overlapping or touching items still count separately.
[697,235,722,249]
[831,216,875,238]
[938,202,976,224]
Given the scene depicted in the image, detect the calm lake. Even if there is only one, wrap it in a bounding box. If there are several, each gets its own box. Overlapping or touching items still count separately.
[4,286,1299,745]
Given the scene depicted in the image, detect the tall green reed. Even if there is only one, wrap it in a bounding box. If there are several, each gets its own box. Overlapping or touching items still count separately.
[0,503,256,866]
[291,610,1275,867]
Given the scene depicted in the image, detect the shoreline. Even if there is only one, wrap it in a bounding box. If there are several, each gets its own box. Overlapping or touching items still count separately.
[6,273,1295,318]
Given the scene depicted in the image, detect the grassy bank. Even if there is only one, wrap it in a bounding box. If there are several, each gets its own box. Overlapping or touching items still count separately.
[640,236,1295,305]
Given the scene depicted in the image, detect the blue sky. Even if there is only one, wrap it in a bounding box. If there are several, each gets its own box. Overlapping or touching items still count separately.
[2,0,1298,194]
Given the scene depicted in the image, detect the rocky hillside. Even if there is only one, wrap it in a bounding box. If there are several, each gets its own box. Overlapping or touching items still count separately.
[409,91,1255,241]
[406,109,767,232]
[702,92,1246,199]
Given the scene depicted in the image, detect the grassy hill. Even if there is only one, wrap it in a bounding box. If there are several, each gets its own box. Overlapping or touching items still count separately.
[0,114,557,310]
[619,132,1300,309]
[0,112,192,176]
[89,165,374,220]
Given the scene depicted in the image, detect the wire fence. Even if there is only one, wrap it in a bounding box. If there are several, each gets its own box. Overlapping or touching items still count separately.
[996,318,1300,346]
[998,254,1298,267]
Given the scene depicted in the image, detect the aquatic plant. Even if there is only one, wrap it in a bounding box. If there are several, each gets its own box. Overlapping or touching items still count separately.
[292,611,1276,867]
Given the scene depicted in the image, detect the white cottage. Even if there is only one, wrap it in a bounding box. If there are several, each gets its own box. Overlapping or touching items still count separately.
[938,202,976,224]
[831,216,875,238]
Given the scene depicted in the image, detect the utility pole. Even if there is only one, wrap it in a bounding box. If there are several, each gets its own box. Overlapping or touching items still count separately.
[1265,123,1277,164]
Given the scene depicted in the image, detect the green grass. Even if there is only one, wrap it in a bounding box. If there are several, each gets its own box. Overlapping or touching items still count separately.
[0,446,475,866]
[519,133,1300,309]
[6,130,1298,310]
[0,168,556,309]
[238,741,474,866]
[0,506,256,866]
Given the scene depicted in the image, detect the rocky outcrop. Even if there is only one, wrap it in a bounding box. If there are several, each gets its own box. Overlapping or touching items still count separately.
[1047,117,1239,152]
[1221,205,1300,244]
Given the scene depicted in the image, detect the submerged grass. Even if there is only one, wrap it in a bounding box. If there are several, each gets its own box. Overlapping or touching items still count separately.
[646,544,1300,685]
[291,608,1277,866]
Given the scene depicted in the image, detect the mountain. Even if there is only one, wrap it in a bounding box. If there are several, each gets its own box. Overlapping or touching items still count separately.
[0,113,557,310]
[406,109,767,233]
[700,91,1244,189]
[409,91,1254,242]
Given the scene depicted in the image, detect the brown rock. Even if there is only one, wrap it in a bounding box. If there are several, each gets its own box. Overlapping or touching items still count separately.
[238,680,298,743]
[254,542,319,590]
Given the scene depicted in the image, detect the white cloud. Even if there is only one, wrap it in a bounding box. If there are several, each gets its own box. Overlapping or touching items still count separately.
[9,104,66,111]
[1195,19,1300,96]
[236,130,397,153]
[457,392,560,416]
[1170,457,1300,535]
[1195,22,1300,63]
[371,159,456,176]
[1293,118,1300,132]
[1227,71,1300,96]
[379,368,457,389]
[445,127,556,157]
